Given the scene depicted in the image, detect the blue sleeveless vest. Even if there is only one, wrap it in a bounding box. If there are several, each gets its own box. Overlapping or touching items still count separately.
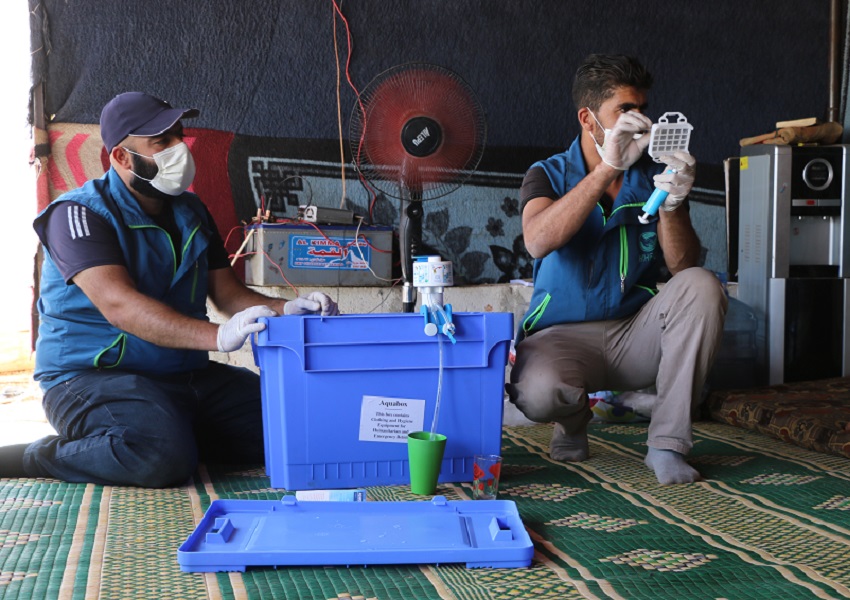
[518,138,665,342]
[34,168,214,390]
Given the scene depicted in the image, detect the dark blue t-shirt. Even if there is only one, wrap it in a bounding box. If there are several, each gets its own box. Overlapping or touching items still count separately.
[39,201,230,283]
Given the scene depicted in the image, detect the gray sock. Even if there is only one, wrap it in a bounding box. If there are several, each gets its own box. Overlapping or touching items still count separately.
[550,423,589,462]
[644,447,701,485]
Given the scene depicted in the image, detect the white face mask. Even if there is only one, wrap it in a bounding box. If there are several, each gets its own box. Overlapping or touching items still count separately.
[123,142,196,196]
[587,108,645,160]
[587,109,613,160]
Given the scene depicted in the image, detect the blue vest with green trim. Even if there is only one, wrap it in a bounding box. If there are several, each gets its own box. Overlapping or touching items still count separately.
[34,168,213,390]
[518,138,665,342]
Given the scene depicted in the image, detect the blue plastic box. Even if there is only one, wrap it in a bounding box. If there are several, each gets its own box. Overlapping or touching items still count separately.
[253,312,513,490]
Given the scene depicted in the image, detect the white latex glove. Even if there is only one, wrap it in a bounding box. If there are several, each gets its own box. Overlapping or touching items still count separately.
[217,305,277,352]
[283,292,340,316]
[653,151,696,212]
[600,111,653,170]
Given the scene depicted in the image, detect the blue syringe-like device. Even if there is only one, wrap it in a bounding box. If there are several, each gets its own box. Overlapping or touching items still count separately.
[638,112,693,224]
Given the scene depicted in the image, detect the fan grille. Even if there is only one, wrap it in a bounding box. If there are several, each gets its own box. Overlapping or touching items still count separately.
[351,64,486,201]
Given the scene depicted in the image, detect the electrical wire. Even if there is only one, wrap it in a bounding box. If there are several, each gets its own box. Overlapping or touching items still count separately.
[332,1,346,209]
[364,278,403,314]
[331,0,380,222]
[226,221,301,296]
[234,247,300,297]
[223,225,246,251]
[230,227,256,267]
[351,216,400,284]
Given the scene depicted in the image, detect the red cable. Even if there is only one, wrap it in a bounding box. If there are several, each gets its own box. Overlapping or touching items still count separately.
[231,250,300,297]
[332,0,379,222]
[223,225,244,251]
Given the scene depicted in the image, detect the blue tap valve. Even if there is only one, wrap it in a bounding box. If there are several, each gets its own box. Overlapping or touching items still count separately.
[420,305,438,336]
[421,303,457,343]
[439,304,456,344]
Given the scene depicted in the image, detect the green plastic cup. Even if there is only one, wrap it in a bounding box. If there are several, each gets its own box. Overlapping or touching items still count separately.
[407,431,447,495]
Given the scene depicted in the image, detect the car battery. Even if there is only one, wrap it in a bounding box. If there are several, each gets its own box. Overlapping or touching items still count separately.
[243,223,394,286]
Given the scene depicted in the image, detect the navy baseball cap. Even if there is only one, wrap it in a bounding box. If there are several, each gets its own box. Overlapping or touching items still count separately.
[99,92,200,153]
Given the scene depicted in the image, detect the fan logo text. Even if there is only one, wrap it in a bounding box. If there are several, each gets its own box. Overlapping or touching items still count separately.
[412,128,430,146]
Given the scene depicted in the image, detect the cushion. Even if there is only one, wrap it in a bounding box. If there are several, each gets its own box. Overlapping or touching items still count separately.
[707,377,850,458]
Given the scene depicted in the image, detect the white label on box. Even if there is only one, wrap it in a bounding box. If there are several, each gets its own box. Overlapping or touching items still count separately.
[359,395,425,443]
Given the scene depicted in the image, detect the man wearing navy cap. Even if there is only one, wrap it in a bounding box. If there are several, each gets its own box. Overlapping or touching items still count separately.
[0,92,338,487]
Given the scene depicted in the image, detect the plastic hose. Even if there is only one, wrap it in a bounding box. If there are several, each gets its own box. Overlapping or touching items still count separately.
[428,303,444,440]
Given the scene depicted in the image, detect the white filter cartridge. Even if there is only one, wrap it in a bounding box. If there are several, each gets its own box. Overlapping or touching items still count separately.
[412,255,453,288]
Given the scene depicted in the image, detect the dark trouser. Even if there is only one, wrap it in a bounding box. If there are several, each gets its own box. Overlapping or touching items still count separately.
[506,267,728,455]
[23,362,264,487]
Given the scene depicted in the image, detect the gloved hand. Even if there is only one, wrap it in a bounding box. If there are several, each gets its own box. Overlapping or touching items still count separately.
[283,292,340,316]
[653,151,696,212]
[599,111,653,170]
[217,305,278,352]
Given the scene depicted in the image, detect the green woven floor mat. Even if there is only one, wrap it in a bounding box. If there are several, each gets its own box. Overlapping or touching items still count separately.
[1,421,849,599]
[499,422,850,600]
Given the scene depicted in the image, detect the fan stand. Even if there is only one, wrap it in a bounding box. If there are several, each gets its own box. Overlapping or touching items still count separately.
[397,116,440,312]
[399,195,424,313]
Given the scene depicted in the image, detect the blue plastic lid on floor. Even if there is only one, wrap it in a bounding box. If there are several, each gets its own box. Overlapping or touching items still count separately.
[177,496,534,572]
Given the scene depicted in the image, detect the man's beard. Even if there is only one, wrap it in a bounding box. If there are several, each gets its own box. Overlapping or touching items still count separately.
[129,154,173,202]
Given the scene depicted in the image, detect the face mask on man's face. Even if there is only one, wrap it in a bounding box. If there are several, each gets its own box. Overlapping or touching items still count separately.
[122,142,196,196]
[587,109,612,160]
[587,108,646,161]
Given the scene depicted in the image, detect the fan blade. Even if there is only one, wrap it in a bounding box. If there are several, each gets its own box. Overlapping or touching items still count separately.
[351,63,486,200]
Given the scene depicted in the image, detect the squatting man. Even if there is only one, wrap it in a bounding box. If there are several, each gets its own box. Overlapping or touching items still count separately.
[506,54,728,485]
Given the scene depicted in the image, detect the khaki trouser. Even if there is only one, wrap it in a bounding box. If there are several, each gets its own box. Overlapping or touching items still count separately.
[506,267,728,455]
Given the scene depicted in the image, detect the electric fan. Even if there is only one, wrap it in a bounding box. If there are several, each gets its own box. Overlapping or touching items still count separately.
[349,62,487,312]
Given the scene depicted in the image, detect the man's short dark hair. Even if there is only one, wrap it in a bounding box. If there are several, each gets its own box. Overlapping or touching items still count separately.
[571,54,653,112]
